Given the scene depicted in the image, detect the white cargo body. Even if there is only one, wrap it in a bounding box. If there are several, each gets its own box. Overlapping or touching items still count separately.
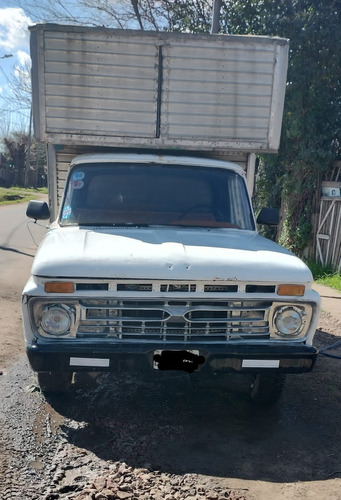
[30,24,288,152]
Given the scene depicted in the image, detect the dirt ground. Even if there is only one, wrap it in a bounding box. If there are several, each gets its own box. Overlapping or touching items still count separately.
[0,273,341,499]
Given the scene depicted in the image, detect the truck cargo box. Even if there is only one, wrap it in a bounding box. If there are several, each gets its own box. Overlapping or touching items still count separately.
[30,24,289,153]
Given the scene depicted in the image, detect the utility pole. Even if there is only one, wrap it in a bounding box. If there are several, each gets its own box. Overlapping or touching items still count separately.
[24,106,32,187]
[211,0,222,34]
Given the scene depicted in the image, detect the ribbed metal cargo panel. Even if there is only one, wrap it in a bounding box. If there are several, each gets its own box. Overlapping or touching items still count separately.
[30,24,288,153]
[162,38,274,144]
[38,30,158,139]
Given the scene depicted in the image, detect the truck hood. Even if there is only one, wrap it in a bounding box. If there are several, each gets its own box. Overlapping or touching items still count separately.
[31,226,312,283]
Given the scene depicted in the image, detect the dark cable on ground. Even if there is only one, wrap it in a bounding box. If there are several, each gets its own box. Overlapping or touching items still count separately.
[319,340,341,359]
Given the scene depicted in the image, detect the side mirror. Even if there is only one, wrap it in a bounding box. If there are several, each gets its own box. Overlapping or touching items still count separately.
[256,207,279,226]
[26,200,50,220]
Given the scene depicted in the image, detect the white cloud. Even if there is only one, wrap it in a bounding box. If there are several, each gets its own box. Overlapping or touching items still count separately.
[0,8,32,53]
[13,51,31,91]
[14,62,31,90]
[17,50,31,67]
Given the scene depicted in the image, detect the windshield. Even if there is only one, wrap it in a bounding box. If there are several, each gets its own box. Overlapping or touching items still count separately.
[60,162,255,230]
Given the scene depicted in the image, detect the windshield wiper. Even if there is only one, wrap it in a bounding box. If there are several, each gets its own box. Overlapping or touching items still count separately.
[78,222,150,227]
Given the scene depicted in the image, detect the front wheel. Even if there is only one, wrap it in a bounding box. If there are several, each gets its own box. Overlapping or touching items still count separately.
[249,373,285,406]
[37,371,72,394]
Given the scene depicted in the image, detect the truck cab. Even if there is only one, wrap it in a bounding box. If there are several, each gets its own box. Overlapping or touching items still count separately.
[22,153,320,403]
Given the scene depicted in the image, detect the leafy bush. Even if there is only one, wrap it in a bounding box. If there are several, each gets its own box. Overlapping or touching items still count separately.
[305,260,341,292]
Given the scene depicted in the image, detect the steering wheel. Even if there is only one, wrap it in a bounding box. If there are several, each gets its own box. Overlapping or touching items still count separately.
[180,204,224,221]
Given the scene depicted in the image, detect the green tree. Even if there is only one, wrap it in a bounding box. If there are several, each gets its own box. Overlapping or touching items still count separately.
[3,132,27,186]
[30,140,47,188]
[221,0,341,254]
[164,0,213,32]
[2,132,47,187]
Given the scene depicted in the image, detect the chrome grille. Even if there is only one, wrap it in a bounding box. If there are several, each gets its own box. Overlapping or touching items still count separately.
[78,299,271,342]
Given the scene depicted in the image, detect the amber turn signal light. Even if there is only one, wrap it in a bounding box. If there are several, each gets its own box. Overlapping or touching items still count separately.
[44,282,74,293]
[277,284,305,296]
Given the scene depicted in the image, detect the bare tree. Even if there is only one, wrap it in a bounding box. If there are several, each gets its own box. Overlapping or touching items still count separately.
[13,0,194,31]
[0,57,31,132]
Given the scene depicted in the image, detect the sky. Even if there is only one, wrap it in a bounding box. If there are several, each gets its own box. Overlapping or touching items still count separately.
[0,0,134,136]
[0,3,33,134]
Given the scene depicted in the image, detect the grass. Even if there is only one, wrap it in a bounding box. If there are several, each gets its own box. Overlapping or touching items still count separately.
[305,260,341,292]
[0,186,48,206]
[315,273,341,292]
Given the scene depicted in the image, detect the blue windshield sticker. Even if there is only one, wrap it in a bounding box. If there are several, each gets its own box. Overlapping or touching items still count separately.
[73,180,84,190]
[73,171,85,181]
[62,205,72,219]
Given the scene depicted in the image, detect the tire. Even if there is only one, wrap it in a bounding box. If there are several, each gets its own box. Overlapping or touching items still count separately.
[249,373,286,406]
[37,371,72,394]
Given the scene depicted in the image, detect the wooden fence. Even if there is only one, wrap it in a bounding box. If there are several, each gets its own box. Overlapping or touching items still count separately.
[316,197,341,272]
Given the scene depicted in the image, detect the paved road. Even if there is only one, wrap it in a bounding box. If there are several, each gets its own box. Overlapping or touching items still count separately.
[0,201,48,370]
[0,201,47,291]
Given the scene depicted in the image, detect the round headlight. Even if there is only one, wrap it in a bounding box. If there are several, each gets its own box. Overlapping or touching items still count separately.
[274,307,303,336]
[41,305,71,335]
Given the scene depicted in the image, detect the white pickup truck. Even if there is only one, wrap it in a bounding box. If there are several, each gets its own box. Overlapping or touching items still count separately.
[23,152,320,403]
[22,24,320,403]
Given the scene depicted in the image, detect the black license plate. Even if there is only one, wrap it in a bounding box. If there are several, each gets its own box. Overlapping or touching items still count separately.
[153,350,205,373]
